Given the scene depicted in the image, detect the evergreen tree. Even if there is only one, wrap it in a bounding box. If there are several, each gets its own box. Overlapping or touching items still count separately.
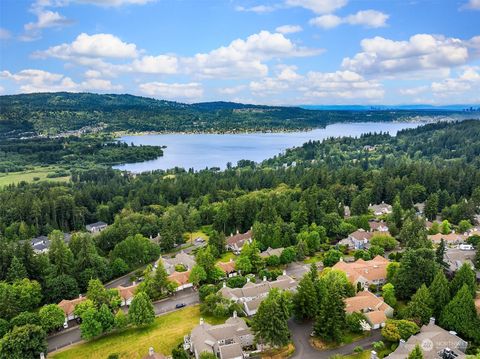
[435,239,448,269]
[403,284,433,325]
[314,285,346,343]
[48,230,74,275]
[293,275,317,320]
[114,309,128,329]
[424,193,439,221]
[129,292,155,327]
[440,284,480,342]
[189,265,207,286]
[6,256,28,283]
[391,195,403,229]
[208,230,226,257]
[408,345,424,359]
[393,249,438,299]
[309,262,318,283]
[252,289,291,348]
[428,271,450,318]
[449,263,476,297]
[399,216,430,249]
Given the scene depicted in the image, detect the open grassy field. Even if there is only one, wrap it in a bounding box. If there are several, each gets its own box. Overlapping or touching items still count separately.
[0,167,70,187]
[51,305,224,359]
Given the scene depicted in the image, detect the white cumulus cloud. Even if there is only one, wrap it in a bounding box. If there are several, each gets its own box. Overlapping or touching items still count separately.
[131,55,178,74]
[342,34,472,76]
[139,82,203,100]
[285,0,347,14]
[275,25,303,34]
[310,10,389,29]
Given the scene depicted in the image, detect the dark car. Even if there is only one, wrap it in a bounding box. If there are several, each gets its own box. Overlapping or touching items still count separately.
[175,303,186,309]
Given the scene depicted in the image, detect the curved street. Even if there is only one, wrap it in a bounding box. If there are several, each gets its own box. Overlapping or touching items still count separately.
[288,319,383,359]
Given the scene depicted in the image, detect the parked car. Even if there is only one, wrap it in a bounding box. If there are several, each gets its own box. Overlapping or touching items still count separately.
[175,303,186,309]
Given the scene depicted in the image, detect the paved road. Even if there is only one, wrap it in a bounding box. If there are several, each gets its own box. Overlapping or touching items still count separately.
[47,288,199,353]
[289,319,383,359]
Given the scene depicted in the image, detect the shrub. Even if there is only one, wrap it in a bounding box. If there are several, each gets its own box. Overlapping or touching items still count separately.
[354,346,364,353]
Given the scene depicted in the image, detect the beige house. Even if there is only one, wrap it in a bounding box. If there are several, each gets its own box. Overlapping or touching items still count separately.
[428,233,467,245]
[333,256,389,288]
[259,247,284,258]
[168,270,193,291]
[186,313,255,359]
[345,289,394,329]
[218,273,297,316]
[368,202,392,216]
[58,296,87,322]
[160,251,196,275]
[117,283,138,306]
[226,230,252,254]
[386,318,468,359]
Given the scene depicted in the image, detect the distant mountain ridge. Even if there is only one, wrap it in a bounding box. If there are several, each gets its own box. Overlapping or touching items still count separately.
[301,104,480,111]
[0,92,475,138]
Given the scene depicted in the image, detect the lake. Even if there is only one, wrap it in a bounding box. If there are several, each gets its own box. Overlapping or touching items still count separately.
[113,122,421,172]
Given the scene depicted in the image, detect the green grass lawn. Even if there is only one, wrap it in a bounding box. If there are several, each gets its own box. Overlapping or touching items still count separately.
[51,305,224,359]
[184,230,209,245]
[303,252,324,264]
[341,350,372,359]
[218,251,236,263]
[0,166,70,187]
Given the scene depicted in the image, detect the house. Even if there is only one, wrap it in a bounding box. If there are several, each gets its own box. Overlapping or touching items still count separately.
[368,202,392,216]
[85,221,108,233]
[117,283,138,306]
[385,318,468,359]
[185,313,255,359]
[142,347,166,359]
[333,256,390,288]
[31,235,50,254]
[259,247,284,259]
[217,259,237,278]
[30,232,71,254]
[414,202,425,215]
[338,229,374,250]
[369,221,389,233]
[428,233,467,245]
[168,270,193,291]
[160,251,196,275]
[58,296,87,322]
[218,273,297,316]
[226,230,252,254]
[344,289,394,329]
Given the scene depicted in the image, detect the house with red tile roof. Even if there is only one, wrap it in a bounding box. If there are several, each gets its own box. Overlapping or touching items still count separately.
[217,259,237,278]
[333,256,390,288]
[117,283,138,306]
[345,289,394,329]
[58,296,87,321]
[168,270,193,291]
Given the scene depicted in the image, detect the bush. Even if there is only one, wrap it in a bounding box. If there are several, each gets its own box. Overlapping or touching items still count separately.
[107,354,119,359]
[266,255,281,267]
[227,276,247,288]
[346,312,368,333]
[373,341,385,351]
[354,346,364,353]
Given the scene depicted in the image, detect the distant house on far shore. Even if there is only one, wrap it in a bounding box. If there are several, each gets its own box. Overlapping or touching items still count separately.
[85,221,108,233]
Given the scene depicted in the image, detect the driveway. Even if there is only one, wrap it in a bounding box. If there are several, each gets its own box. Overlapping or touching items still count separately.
[289,319,383,359]
[47,288,199,353]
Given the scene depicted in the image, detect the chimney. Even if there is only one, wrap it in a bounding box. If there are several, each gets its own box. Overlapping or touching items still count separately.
[236,229,239,234]
[149,347,155,357]
[233,310,237,318]
[283,270,286,276]
[246,276,250,282]
[40,353,45,359]
[223,281,226,288]
[399,339,406,347]
[263,276,267,282]
[371,351,378,359]
[229,258,233,262]
[364,286,369,292]
[200,317,204,325]
[429,317,435,326]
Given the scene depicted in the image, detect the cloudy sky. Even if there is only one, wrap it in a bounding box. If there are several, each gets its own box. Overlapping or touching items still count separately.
[0,0,479,105]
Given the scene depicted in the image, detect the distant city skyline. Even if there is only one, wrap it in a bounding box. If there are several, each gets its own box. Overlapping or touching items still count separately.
[1,0,479,105]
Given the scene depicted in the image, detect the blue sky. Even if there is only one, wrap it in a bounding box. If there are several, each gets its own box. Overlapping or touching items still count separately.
[0,0,479,105]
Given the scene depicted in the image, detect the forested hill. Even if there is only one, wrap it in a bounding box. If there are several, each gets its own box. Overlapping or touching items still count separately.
[0,92,470,137]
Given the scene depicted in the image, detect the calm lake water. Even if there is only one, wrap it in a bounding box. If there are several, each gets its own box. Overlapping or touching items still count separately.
[113,122,421,172]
